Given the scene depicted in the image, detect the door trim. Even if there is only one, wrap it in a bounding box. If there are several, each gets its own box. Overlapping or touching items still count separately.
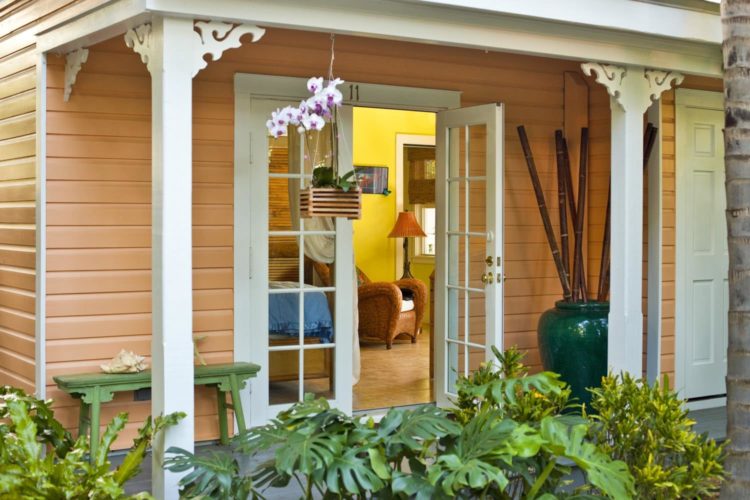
[395,133,437,278]
[233,74,460,422]
[674,88,724,403]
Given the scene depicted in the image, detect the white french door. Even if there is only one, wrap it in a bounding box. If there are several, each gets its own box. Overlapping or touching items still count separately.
[434,104,504,406]
[234,76,354,425]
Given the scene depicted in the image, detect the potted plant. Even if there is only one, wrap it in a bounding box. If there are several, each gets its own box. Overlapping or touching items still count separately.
[266,77,361,220]
[516,124,658,408]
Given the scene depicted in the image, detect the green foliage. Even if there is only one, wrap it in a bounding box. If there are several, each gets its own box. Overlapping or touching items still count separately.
[164,447,252,499]
[453,346,574,425]
[311,166,358,191]
[169,352,634,500]
[589,373,726,499]
[0,385,184,499]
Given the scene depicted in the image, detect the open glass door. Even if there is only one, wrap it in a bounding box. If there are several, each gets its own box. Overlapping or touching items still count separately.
[237,92,354,426]
[434,104,504,406]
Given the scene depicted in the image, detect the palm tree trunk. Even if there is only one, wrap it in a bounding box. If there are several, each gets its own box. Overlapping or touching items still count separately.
[722,1,750,497]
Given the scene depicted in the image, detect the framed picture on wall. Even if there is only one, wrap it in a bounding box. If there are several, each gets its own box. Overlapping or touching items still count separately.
[354,166,389,195]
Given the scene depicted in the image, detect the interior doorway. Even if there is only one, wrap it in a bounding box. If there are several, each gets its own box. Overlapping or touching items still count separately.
[351,108,437,411]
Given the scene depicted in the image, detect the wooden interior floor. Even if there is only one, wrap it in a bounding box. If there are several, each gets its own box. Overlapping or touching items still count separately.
[354,328,433,411]
[268,328,433,409]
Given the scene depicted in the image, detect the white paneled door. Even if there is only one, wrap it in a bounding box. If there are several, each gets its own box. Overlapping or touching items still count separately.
[677,94,727,400]
[434,104,504,406]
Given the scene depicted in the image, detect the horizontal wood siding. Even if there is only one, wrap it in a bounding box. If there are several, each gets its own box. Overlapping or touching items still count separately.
[47,28,613,446]
[0,0,108,394]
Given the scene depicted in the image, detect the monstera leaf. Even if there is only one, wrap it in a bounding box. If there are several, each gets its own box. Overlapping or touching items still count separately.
[275,427,345,477]
[391,470,439,500]
[165,447,252,499]
[429,454,509,497]
[322,446,387,496]
[455,409,544,464]
[377,405,461,458]
[540,417,634,500]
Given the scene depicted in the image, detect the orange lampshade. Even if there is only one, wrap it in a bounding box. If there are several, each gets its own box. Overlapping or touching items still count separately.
[388,211,426,238]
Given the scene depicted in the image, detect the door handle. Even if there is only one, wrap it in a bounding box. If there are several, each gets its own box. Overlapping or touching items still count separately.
[481,272,494,284]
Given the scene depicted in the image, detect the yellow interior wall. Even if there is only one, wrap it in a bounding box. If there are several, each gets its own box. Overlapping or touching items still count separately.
[353,108,436,323]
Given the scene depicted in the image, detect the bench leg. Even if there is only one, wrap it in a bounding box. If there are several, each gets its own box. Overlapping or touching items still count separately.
[216,386,229,446]
[89,390,101,462]
[229,374,247,437]
[78,399,91,439]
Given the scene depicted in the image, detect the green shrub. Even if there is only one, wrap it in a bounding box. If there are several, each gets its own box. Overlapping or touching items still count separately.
[453,346,574,425]
[0,386,184,499]
[588,373,726,499]
[166,349,634,499]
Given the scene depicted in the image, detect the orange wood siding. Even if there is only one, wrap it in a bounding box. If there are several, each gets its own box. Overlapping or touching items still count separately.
[0,0,108,393]
[46,28,613,446]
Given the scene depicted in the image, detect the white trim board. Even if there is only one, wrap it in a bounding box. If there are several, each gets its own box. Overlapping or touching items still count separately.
[407,0,720,43]
[395,133,436,280]
[34,52,47,399]
[646,100,663,383]
[674,88,724,398]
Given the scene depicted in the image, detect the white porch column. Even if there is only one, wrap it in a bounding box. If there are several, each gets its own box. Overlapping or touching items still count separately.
[125,18,264,497]
[582,64,682,376]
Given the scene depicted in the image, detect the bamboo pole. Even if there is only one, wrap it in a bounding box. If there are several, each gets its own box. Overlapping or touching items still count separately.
[573,128,589,302]
[561,137,578,223]
[555,131,571,294]
[517,126,572,300]
[597,191,611,302]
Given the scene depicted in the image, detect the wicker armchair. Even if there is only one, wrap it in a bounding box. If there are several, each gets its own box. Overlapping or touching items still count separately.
[357,270,426,349]
[310,262,427,349]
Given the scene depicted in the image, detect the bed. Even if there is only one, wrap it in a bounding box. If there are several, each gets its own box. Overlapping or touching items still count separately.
[268,281,334,383]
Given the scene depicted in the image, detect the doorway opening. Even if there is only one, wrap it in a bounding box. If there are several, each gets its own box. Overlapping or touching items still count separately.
[351,107,437,411]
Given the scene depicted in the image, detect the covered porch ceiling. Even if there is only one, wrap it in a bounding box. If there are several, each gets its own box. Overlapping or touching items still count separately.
[36,0,722,77]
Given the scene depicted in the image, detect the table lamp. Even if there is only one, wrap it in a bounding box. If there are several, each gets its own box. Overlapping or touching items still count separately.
[389,211,426,279]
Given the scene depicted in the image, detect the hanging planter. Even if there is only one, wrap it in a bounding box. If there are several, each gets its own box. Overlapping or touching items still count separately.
[266,55,361,220]
[300,186,361,219]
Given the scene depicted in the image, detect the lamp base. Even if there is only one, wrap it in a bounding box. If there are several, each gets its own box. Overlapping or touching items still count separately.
[401,237,415,280]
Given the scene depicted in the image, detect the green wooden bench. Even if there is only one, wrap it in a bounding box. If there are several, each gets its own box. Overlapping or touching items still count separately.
[54,362,260,458]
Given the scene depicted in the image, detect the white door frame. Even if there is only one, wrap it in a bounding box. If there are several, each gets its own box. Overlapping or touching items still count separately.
[675,88,725,409]
[233,74,459,423]
[395,133,437,279]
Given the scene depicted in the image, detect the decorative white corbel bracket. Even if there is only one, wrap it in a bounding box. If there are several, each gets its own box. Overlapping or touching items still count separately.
[63,48,89,102]
[582,62,683,113]
[124,24,154,72]
[124,21,265,77]
[581,62,625,100]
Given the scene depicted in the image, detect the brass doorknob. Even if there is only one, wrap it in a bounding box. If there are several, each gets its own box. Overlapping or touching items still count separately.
[485,256,493,266]
[481,272,494,284]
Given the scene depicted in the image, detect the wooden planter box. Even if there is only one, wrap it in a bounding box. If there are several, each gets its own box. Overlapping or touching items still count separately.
[300,187,361,220]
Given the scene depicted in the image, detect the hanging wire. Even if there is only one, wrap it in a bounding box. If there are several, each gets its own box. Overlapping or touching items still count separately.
[328,34,336,81]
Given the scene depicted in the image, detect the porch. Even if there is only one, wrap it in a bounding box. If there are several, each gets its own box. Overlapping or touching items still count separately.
[33,0,723,496]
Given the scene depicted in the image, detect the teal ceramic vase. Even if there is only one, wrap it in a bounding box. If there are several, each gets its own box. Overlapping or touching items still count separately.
[537,300,609,408]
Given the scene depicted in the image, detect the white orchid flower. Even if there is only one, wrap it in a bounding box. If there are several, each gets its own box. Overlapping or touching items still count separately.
[301,113,325,131]
[307,76,324,94]
[306,94,328,116]
[270,124,287,138]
